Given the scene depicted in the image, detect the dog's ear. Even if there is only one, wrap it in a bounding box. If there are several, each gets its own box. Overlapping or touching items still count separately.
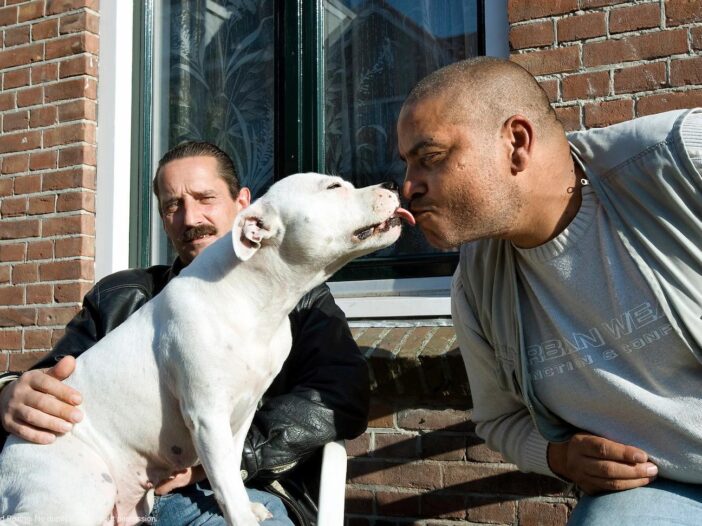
[232,201,282,261]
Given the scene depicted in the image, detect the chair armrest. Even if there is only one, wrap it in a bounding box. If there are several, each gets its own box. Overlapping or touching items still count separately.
[317,440,347,526]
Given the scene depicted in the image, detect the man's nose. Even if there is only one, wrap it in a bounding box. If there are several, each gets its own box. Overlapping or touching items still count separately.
[182,201,204,226]
[401,173,424,201]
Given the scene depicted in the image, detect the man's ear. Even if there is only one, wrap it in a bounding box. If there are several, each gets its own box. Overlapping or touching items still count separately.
[232,200,282,261]
[504,114,534,175]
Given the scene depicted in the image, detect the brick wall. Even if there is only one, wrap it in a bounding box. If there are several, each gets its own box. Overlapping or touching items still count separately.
[510,0,702,131]
[0,0,97,371]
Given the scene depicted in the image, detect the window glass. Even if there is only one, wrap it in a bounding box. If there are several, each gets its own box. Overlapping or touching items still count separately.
[323,0,480,278]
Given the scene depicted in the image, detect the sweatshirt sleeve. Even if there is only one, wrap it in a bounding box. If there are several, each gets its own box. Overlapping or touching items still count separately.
[451,270,556,478]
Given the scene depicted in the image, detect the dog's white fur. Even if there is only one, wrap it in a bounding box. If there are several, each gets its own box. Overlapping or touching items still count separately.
[0,173,409,526]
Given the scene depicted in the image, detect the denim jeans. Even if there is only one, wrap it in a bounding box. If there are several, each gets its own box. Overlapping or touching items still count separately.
[149,482,294,526]
[568,478,702,526]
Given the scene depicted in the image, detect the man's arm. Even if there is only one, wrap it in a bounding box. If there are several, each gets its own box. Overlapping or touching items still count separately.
[241,283,369,484]
[452,274,658,493]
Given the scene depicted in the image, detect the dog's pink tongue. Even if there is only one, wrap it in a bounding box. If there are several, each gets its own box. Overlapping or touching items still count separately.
[394,207,416,226]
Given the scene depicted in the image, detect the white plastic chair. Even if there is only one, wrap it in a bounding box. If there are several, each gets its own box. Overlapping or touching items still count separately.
[317,440,348,526]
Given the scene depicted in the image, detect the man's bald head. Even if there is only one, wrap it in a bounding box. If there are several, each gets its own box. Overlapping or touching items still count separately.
[404,57,561,136]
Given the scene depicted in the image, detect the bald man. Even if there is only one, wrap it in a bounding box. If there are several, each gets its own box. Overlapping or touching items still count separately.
[398,57,702,525]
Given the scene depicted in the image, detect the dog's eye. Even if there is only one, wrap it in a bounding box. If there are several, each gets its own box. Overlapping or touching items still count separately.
[327,183,342,190]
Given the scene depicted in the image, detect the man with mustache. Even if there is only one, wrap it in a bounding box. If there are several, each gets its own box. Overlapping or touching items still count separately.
[398,57,701,524]
[0,141,370,525]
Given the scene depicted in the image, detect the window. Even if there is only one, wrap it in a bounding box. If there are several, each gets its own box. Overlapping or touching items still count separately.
[132,0,506,314]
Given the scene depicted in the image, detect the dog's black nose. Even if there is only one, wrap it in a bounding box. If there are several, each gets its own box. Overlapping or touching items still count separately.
[381,181,398,191]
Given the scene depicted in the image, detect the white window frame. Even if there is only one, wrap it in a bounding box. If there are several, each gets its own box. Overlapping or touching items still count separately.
[330,0,509,318]
[95,0,135,280]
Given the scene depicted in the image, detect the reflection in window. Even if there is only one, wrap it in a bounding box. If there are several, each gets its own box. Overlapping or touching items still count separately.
[162,0,275,197]
[324,0,480,262]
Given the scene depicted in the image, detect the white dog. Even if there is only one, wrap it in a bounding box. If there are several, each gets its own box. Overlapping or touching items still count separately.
[0,173,414,526]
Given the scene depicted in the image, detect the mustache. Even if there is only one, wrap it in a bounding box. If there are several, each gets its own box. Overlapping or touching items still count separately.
[181,224,218,243]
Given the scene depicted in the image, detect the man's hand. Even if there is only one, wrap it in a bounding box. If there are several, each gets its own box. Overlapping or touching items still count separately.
[548,432,658,495]
[155,466,206,495]
[0,356,83,444]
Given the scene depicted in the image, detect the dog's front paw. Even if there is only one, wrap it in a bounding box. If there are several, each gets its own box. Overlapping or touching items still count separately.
[250,502,273,522]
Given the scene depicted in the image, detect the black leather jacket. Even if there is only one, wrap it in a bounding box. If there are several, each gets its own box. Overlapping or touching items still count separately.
[5,260,369,525]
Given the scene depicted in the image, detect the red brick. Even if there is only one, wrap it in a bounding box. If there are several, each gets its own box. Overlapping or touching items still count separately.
[45,33,99,60]
[8,349,48,369]
[58,98,96,121]
[1,153,29,174]
[398,408,474,432]
[0,219,39,240]
[0,179,12,197]
[60,10,99,34]
[511,46,580,76]
[4,25,30,46]
[38,305,80,326]
[344,487,373,515]
[539,79,559,103]
[584,29,688,67]
[43,122,97,147]
[11,262,38,283]
[368,400,395,428]
[374,432,419,459]
[666,0,702,26]
[375,491,420,516]
[32,18,58,41]
[420,492,467,519]
[44,77,97,103]
[18,0,44,22]
[421,434,466,461]
[29,105,57,128]
[509,0,578,23]
[562,70,610,101]
[0,329,22,350]
[27,195,55,215]
[0,266,10,284]
[56,190,94,212]
[610,3,660,34]
[0,306,36,327]
[0,91,16,111]
[16,86,43,107]
[346,433,370,457]
[0,43,42,69]
[0,242,25,262]
[614,62,667,94]
[31,62,59,85]
[638,89,702,116]
[59,53,98,78]
[51,327,65,346]
[693,26,702,50]
[39,258,93,281]
[0,6,18,27]
[13,174,41,194]
[47,0,100,15]
[3,67,30,89]
[24,329,53,350]
[41,213,94,237]
[584,98,634,127]
[54,235,93,257]
[348,458,442,489]
[519,500,573,526]
[466,434,506,462]
[0,130,40,154]
[54,281,91,302]
[671,56,702,86]
[3,109,29,132]
[510,20,553,50]
[29,150,58,171]
[58,144,96,167]
[42,166,96,191]
[27,239,53,260]
[1,196,26,216]
[580,0,623,7]
[557,11,606,42]
[466,497,518,524]
[26,283,51,304]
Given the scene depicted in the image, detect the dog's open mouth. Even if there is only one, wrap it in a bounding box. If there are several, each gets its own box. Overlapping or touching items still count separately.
[353,207,415,241]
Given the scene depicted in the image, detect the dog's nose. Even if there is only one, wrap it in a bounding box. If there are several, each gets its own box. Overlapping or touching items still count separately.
[381,181,398,192]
